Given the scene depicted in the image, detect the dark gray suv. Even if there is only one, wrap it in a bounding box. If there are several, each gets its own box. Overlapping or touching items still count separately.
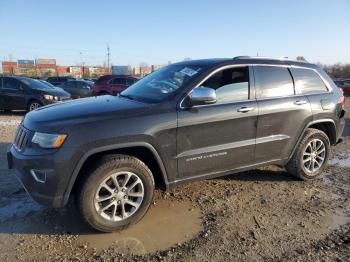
[8,57,346,232]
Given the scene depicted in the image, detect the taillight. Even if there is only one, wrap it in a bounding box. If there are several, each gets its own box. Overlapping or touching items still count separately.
[340,95,345,107]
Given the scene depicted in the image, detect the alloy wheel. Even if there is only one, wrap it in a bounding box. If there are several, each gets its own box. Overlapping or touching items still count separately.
[94,171,144,221]
[302,138,326,174]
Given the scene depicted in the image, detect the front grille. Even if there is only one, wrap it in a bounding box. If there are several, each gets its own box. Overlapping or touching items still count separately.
[13,125,30,152]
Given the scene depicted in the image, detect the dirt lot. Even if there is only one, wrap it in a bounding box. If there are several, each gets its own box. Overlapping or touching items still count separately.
[0,104,349,262]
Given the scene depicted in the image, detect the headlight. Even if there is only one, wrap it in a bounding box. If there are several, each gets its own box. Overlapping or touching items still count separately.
[32,132,67,149]
[44,95,59,101]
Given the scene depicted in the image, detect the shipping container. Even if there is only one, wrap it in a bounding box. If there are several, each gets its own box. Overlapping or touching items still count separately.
[36,59,56,65]
[18,59,35,65]
[111,65,130,75]
[36,64,57,69]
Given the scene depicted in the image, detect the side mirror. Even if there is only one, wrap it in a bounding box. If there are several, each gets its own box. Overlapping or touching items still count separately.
[189,87,217,106]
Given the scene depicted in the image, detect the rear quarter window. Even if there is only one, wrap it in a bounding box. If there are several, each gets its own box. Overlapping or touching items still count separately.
[254,66,294,98]
[291,68,328,94]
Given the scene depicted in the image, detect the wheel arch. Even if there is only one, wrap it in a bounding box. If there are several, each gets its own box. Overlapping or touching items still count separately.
[62,142,169,206]
[287,118,337,162]
[27,98,43,110]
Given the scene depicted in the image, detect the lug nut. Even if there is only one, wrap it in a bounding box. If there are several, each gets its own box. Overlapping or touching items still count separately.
[124,195,127,199]
[117,200,121,204]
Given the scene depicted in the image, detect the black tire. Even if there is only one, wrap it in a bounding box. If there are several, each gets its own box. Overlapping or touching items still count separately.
[98,91,110,96]
[286,128,330,180]
[27,100,42,111]
[77,154,155,232]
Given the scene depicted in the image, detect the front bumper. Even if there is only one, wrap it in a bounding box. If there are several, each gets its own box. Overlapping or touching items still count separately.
[7,145,74,208]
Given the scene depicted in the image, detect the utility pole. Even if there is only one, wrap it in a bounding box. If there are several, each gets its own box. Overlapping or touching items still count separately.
[107,43,110,74]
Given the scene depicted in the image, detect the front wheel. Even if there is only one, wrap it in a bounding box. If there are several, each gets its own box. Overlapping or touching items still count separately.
[77,154,155,232]
[286,128,330,180]
[27,100,42,111]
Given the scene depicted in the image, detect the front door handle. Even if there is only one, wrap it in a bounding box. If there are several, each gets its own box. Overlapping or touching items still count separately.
[294,100,307,105]
[237,107,255,113]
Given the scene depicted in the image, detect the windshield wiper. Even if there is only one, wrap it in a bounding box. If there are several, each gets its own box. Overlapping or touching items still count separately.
[119,93,137,101]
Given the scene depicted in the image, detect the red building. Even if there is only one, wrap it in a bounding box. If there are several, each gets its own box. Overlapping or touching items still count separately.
[2,61,17,74]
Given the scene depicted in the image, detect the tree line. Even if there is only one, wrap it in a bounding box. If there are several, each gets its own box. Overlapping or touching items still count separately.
[321,63,350,79]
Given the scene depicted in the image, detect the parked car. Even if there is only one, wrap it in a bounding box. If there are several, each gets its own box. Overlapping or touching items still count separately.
[46,77,76,86]
[8,57,345,232]
[58,80,93,99]
[92,75,138,96]
[83,78,97,83]
[334,79,350,96]
[0,76,71,111]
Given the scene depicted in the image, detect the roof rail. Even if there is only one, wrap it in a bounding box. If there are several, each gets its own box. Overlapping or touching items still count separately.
[232,56,310,64]
[233,56,289,60]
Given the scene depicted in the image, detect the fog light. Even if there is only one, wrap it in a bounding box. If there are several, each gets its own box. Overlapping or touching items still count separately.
[30,169,46,183]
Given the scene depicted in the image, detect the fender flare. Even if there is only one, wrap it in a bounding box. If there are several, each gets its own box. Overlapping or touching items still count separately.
[287,118,336,162]
[62,142,169,206]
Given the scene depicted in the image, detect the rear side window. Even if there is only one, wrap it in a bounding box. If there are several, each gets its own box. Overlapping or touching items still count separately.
[254,66,294,98]
[3,78,20,90]
[291,68,328,94]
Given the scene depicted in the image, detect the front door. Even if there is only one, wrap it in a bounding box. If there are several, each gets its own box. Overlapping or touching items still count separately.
[177,66,258,179]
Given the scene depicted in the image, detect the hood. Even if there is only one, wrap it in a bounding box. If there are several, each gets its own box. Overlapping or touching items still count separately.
[23,95,150,132]
[40,87,70,97]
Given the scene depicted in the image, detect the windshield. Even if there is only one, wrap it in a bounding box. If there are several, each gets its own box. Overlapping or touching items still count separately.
[21,78,56,90]
[120,65,204,103]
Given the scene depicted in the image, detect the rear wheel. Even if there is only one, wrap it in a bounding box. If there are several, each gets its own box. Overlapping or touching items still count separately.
[27,100,42,111]
[286,128,330,180]
[77,154,155,232]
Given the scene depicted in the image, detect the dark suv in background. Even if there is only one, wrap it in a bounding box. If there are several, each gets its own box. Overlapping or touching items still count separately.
[0,76,71,111]
[58,80,93,99]
[46,77,76,86]
[92,75,138,96]
[8,57,345,232]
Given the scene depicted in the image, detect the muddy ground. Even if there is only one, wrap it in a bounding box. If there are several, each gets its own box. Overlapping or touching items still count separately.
[0,104,349,262]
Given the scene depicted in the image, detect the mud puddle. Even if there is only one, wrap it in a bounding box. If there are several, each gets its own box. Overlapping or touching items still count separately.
[330,210,350,230]
[0,199,202,256]
[330,149,350,168]
[78,200,202,254]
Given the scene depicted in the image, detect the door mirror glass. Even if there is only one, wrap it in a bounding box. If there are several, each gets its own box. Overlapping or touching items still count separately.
[189,87,217,106]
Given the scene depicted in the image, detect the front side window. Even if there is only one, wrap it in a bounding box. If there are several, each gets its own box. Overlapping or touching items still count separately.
[126,78,135,86]
[291,68,328,94]
[254,66,294,98]
[202,66,249,103]
[111,78,125,85]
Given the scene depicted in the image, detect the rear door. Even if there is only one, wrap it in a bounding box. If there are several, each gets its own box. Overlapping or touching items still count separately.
[253,65,313,163]
[61,81,78,98]
[290,67,334,122]
[109,77,127,95]
[76,81,92,97]
[177,66,258,179]
[1,77,26,110]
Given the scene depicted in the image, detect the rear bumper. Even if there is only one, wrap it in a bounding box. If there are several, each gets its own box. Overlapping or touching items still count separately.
[7,145,74,208]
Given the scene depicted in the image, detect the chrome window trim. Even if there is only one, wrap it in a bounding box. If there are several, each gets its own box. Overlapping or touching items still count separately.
[179,64,252,109]
[179,63,333,109]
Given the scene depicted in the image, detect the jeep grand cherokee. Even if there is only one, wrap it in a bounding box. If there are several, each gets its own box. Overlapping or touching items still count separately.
[7,57,346,232]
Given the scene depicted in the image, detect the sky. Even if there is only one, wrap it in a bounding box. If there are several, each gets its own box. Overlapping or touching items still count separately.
[0,0,349,67]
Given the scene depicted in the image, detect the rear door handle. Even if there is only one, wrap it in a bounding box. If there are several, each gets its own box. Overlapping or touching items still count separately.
[294,100,307,105]
[237,107,255,113]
